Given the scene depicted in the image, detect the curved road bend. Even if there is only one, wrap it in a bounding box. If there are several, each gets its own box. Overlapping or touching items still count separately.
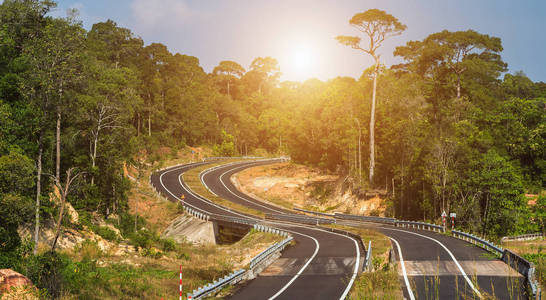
[205,159,527,300]
[151,160,362,300]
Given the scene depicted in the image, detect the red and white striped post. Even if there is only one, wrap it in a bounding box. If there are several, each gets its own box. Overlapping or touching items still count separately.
[179,265,183,300]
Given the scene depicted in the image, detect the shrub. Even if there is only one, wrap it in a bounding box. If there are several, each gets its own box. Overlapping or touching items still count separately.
[23,251,70,299]
[76,240,103,260]
[116,212,147,237]
[142,247,163,259]
[128,229,156,249]
[95,226,119,242]
[160,238,176,252]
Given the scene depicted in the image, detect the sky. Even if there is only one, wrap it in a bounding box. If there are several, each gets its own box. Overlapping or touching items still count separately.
[36,0,546,82]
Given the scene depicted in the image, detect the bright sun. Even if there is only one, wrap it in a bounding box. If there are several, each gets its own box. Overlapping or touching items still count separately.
[291,44,314,74]
[293,47,312,70]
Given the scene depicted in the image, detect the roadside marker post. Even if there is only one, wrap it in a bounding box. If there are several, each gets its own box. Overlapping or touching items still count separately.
[450,213,456,230]
[179,265,183,300]
[441,210,447,231]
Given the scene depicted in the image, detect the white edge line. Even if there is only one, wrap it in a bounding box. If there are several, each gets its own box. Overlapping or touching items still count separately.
[267,232,320,300]
[158,160,361,300]
[389,237,415,300]
[209,161,360,299]
[217,166,287,214]
[383,227,482,298]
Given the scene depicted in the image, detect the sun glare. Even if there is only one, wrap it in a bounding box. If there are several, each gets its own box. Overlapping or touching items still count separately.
[292,46,313,71]
[284,43,316,81]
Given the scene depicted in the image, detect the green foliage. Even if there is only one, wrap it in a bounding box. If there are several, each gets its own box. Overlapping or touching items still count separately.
[0,194,34,252]
[94,226,119,242]
[213,130,236,156]
[0,3,543,291]
[0,150,35,195]
[159,238,176,252]
[128,229,157,250]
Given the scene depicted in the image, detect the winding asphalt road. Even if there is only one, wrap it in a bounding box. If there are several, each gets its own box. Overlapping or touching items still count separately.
[153,159,527,299]
[152,159,362,300]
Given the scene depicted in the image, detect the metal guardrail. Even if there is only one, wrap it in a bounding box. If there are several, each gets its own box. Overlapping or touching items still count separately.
[334,213,396,224]
[151,182,259,226]
[250,236,293,269]
[525,264,541,300]
[452,230,542,299]
[293,207,335,217]
[187,224,292,299]
[253,224,290,237]
[395,220,445,232]
[363,240,373,272]
[501,249,542,300]
[265,213,336,225]
[451,230,504,256]
[501,232,543,242]
[187,269,246,299]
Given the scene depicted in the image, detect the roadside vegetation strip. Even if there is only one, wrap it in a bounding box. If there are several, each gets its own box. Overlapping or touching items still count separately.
[182,160,266,218]
[390,237,416,300]
[216,164,288,214]
[323,224,402,299]
[501,238,545,299]
[220,162,297,211]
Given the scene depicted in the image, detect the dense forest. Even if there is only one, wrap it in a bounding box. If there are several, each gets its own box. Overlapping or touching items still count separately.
[0,0,544,285]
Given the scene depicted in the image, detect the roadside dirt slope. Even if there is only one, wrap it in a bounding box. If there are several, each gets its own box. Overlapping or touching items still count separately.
[234,162,389,216]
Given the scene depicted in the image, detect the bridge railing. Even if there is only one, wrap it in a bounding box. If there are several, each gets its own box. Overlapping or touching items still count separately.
[293,207,335,217]
[250,236,293,269]
[334,213,397,224]
[501,232,543,242]
[363,241,373,272]
[187,224,292,299]
[265,213,336,225]
[187,269,246,300]
[395,220,445,233]
[451,230,504,256]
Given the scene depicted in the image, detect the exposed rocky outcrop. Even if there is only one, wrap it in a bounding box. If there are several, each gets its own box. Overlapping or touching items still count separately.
[17,220,134,255]
[0,269,36,300]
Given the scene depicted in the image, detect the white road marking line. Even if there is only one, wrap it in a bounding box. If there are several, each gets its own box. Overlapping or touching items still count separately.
[159,161,361,300]
[267,231,320,300]
[217,166,286,214]
[213,163,360,300]
[382,227,482,298]
[389,237,415,300]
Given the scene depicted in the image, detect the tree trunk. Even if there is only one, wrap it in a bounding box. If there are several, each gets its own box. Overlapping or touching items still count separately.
[137,113,140,136]
[56,106,61,182]
[369,59,379,185]
[91,132,98,185]
[51,195,65,251]
[456,75,461,99]
[51,169,79,251]
[354,118,362,186]
[227,80,231,96]
[148,112,151,137]
[33,132,44,255]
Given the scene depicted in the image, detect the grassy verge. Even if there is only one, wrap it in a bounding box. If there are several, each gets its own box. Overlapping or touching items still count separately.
[502,238,545,293]
[323,224,403,299]
[52,152,280,299]
[50,228,281,299]
[182,161,266,218]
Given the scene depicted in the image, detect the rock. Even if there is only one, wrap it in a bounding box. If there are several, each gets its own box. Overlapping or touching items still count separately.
[65,202,79,224]
[0,269,36,299]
